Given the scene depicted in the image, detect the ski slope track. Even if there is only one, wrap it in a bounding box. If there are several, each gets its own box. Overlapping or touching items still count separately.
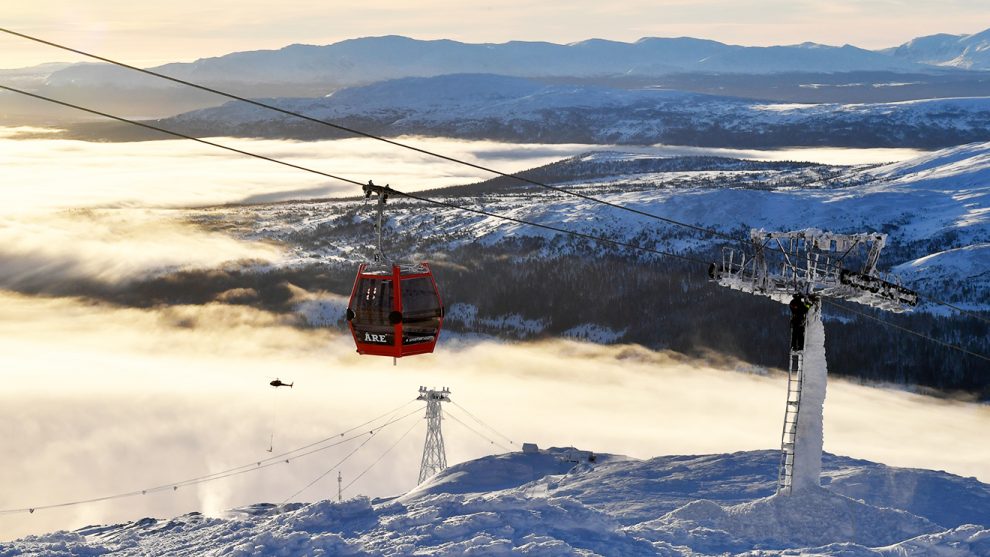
[4,448,988,556]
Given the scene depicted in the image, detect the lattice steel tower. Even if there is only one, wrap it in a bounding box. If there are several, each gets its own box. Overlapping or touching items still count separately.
[417,386,451,484]
[710,229,917,495]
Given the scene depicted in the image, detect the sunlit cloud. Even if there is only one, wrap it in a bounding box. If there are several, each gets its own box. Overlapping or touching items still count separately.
[0,133,924,216]
[0,209,281,290]
[0,133,596,290]
[0,291,987,540]
[0,134,597,212]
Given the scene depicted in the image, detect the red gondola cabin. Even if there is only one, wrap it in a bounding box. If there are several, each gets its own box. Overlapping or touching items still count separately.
[346,262,444,358]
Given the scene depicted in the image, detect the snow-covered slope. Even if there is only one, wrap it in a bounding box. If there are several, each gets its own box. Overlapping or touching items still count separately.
[7,449,989,555]
[214,142,990,310]
[161,74,990,148]
[887,28,990,70]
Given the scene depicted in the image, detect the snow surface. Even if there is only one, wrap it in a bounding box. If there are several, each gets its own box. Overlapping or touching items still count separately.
[6,448,988,556]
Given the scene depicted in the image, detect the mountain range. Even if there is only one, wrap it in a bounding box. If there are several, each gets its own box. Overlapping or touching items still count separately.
[4,29,990,123]
[36,29,990,90]
[141,73,990,148]
[886,28,990,70]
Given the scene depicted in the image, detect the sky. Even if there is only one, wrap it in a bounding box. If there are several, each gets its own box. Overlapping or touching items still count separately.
[2,0,989,68]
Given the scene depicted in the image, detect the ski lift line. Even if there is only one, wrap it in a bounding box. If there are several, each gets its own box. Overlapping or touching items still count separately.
[450,401,515,446]
[341,415,422,495]
[279,430,378,505]
[0,407,420,516]
[281,408,421,504]
[16,29,982,319]
[4,87,988,366]
[915,295,990,326]
[3,29,988,326]
[0,28,716,236]
[4,79,985,332]
[824,300,990,364]
[0,404,425,516]
[443,409,511,453]
[0,83,706,269]
[0,28,868,276]
[171,406,424,491]
[165,398,420,488]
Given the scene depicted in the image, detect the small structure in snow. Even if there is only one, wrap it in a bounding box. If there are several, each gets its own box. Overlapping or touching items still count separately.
[522,442,539,454]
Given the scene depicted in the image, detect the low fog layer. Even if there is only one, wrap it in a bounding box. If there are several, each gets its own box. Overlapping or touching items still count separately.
[1,130,923,212]
[0,132,600,210]
[0,130,924,292]
[0,132,595,288]
[1,292,987,540]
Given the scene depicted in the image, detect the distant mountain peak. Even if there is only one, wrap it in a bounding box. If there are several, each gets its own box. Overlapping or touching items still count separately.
[890,26,990,69]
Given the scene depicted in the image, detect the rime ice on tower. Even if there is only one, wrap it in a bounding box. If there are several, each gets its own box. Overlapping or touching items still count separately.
[710,229,917,495]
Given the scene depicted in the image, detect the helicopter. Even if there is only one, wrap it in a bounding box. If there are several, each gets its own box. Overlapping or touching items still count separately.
[269,378,293,388]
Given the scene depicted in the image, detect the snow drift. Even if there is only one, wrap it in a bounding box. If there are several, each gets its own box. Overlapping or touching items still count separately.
[6,448,989,556]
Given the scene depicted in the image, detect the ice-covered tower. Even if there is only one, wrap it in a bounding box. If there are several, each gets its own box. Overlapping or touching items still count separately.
[417,386,451,484]
[710,229,916,495]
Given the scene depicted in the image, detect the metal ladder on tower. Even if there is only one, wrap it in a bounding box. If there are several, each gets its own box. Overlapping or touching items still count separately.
[777,350,804,494]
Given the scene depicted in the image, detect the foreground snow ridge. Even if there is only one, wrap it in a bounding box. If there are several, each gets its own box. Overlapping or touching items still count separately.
[6,449,990,556]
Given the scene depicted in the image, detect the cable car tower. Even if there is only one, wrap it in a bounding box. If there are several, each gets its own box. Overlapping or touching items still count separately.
[710,229,917,495]
[417,386,451,484]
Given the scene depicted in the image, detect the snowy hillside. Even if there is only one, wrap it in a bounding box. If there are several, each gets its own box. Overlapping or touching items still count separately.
[206,143,990,310]
[887,28,990,70]
[159,74,990,148]
[7,448,989,555]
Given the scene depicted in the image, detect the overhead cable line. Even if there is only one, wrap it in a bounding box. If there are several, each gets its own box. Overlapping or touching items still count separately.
[914,294,990,326]
[0,84,706,266]
[280,408,420,504]
[823,300,990,364]
[0,28,907,284]
[450,401,515,447]
[2,27,987,326]
[444,409,511,453]
[0,85,365,189]
[3,84,987,366]
[341,417,422,495]
[0,28,715,238]
[0,402,423,516]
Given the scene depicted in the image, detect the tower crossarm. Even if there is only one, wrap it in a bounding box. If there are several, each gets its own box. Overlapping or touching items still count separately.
[709,228,918,312]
